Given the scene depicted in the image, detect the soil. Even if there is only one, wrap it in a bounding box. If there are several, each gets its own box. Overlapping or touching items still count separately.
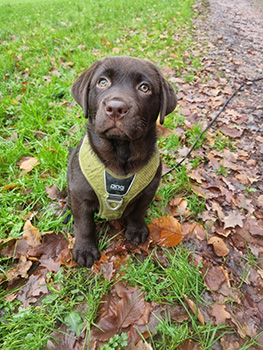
[202,0,263,192]
[181,0,263,348]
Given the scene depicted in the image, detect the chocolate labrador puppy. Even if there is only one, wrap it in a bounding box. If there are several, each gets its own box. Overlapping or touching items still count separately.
[67,56,177,267]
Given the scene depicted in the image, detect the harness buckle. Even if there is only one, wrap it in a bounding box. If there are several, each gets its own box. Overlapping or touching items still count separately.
[105,195,124,211]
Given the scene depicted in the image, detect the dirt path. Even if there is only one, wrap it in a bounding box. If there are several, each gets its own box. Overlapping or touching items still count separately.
[179,0,263,348]
[208,0,263,79]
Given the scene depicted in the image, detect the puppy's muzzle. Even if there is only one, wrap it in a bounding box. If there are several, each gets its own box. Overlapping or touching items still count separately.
[105,99,129,120]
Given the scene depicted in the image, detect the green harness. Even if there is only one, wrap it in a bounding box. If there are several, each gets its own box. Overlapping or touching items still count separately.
[79,135,160,220]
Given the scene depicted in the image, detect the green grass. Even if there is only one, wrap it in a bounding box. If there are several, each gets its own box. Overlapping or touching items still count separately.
[0,0,231,348]
[0,0,197,240]
[0,268,111,349]
[122,247,232,349]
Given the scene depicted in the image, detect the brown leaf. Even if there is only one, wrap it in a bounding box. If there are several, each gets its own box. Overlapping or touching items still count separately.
[101,261,114,283]
[177,339,202,350]
[134,301,152,326]
[167,305,189,323]
[45,323,85,350]
[208,236,229,257]
[213,220,232,237]
[91,314,118,342]
[1,183,20,192]
[222,211,245,229]
[19,157,40,173]
[127,340,153,350]
[17,268,49,307]
[148,216,184,248]
[248,218,263,237]
[45,184,59,200]
[6,255,32,283]
[23,220,41,247]
[220,125,243,138]
[182,293,205,325]
[210,304,231,325]
[189,169,205,184]
[117,289,145,329]
[169,197,190,217]
[28,232,68,260]
[258,195,263,207]
[40,257,62,272]
[204,265,226,291]
[182,222,207,241]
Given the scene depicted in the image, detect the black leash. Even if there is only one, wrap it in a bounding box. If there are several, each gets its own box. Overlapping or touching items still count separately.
[162,77,263,178]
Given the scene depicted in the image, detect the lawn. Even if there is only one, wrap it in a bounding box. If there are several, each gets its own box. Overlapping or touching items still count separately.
[1,0,260,349]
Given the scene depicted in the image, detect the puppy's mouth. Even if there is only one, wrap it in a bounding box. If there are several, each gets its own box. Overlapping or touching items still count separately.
[103,127,131,140]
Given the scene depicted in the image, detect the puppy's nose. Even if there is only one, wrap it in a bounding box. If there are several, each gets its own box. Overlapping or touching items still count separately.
[105,100,128,119]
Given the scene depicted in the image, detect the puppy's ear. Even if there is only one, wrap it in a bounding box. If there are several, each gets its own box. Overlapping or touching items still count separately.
[159,76,177,125]
[71,60,102,118]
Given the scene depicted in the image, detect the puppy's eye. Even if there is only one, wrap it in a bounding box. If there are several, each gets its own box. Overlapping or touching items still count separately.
[97,78,109,88]
[138,83,150,93]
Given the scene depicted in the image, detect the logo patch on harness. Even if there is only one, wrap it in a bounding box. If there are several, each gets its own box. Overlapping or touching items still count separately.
[104,171,136,211]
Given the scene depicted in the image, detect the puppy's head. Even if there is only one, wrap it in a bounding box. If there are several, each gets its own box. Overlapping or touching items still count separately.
[71,56,177,140]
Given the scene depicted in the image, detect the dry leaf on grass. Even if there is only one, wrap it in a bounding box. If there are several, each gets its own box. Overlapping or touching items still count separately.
[148,216,184,248]
[45,184,59,200]
[19,157,40,173]
[6,255,32,283]
[182,293,205,325]
[23,220,41,247]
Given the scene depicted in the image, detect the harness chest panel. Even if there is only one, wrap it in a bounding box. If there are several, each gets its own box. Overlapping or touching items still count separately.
[79,135,160,220]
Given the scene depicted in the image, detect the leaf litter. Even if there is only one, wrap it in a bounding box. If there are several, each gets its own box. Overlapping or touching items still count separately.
[1,0,263,348]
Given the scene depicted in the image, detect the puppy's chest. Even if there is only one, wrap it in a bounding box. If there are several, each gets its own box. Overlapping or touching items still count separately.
[79,135,160,220]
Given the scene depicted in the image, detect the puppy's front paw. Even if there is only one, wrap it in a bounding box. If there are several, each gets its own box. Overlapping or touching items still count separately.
[125,224,149,245]
[73,243,101,267]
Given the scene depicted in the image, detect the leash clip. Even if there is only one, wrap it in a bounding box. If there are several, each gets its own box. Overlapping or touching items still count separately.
[105,195,124,211]
[104,170,136,211]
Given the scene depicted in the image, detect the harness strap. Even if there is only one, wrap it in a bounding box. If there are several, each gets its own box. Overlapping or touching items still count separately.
[79,135,160,220]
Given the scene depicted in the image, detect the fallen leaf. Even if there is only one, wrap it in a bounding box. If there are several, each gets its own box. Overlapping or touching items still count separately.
[177,339,202,350]
[17,269,48,307]
[45,323,85,350]
[23,220,41,247]
[210,304,231,325]
[6,255,32,283]
[220,125,243,138]
[91,314,118,341]
[1,183,20,192]
[169,197,190,217]
[117,289,145,328]
[182,222,207,241]
[222,211,245,229]
[19,157,40,173]
[127,340,153,350]
[248,218,263,237]
[208,236,229,257]
[258,195,263,207]
[204,265,226,291]
[148,216,184,248]
[182,293,205,325]
[45,184,59,200]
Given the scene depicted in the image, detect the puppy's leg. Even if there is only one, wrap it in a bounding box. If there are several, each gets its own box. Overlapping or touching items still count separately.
[125,165,162,245]
[71,197,100,267]
[125,203,149,245]
[125,190,156,244]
